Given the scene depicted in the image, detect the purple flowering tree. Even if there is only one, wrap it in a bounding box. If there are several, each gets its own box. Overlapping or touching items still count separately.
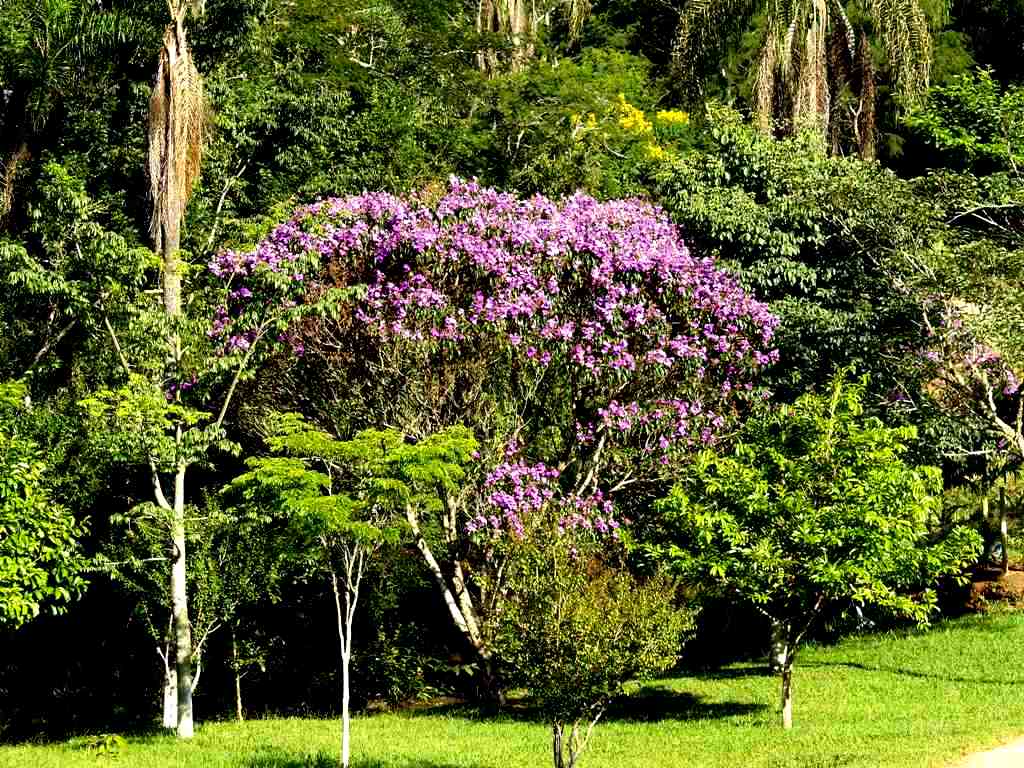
[918,299,1024,465]
[216,178,777,692]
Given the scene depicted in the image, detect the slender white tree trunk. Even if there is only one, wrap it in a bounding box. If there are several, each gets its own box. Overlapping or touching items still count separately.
[232,627,244,722]
[171,464,195,738]
[162,658,178,728]
[331,545,365,768]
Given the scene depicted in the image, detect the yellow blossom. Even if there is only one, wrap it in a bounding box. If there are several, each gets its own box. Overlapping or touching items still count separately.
[616,93,652,135]
[655,109,689,126]
[644,142,667,160]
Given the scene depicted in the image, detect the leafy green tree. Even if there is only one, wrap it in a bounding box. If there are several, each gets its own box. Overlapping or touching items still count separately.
[647,374,981,728]
[653,105,933,403]
[0,380,88,628]
[0,162,150,383]
[904,69,1024,173]
[225,415,469,768]
[495,534,692,768]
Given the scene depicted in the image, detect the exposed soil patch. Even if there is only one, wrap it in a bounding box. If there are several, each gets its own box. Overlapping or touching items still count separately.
[966,564,1024,612]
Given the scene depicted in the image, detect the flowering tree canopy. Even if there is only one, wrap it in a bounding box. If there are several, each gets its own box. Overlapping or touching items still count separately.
[211,178,777,485]
[207,179,777,686]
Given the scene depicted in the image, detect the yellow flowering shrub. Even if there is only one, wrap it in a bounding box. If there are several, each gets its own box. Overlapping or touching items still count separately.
[617,94,653,135]
[655,109,689,126]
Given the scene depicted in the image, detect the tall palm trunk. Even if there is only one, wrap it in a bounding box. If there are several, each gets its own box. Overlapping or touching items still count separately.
[148,1,205,739]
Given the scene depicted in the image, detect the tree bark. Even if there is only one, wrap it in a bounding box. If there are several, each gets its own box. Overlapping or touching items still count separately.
[780,658,794,730]
[162,653,178,729]
[232,626,244,722]
[404,504,500,702]
[171,464,195,738]
[1000,486,1009,576]
[552,723,565,768]
[0,138,29,223]
[768,618,788,672]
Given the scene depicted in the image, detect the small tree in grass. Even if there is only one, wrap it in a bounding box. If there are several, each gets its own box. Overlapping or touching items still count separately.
[648,374,982,729]
[224,414,475,768]
[493,529,692,768]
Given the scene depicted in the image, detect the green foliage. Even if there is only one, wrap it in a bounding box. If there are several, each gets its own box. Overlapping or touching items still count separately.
[497,549,690,724]
[0,162,150,380]
[0,380,88,628]
[227,415,476,545]
[648,374,981,633]
[653,104,934,398]
[460,49,666,196]
[495,533,692,767]
[904,69,1024,173]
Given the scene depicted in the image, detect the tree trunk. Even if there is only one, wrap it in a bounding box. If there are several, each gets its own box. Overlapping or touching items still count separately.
[404,504,500,703]
[552,723,565,768]
[171,465,195,738]
[0,139,29,223]
[780,658,794,730]
[232,627,244,722]
[162,661,178,729]
[768,618,788,672]
[332,549,364,768]
[1000,486,1009,576]
[856,32,877,161]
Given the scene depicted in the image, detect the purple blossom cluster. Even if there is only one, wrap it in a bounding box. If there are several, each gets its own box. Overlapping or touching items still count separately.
[464,450,624,542]
[466,456,560,538]
[213,178,779,458]
[920,303,1022,398]
[559,490,621,538]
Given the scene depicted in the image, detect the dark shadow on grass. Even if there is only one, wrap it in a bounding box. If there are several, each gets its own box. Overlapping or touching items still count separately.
[802,660,1024,685]
[239,748,494,768]
[689,665,776,680]
[396,686,764,725]
[603,686,766,722]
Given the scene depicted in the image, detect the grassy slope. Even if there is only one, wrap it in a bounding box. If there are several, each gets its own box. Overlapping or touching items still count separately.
[4,611,1024,768]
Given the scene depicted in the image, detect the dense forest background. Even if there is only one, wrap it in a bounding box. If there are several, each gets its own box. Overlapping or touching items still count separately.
[0,0,1022,740]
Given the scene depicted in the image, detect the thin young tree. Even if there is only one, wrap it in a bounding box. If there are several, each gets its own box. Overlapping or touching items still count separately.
[223,416,461,768]
[649,374,981,728]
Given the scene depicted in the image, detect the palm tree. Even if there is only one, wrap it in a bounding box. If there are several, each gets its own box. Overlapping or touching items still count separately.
[0,0,132,222]
[475,0,591,75]
[672,0,938,157]
[147,0,206,740]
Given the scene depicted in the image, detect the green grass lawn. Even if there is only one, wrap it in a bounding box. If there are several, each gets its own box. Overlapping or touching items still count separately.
[4,610,1024,768]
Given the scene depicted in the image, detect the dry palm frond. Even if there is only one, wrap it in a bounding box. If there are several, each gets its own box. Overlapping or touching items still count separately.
[476,0,535,74]
[147,16,205,254]
[671,0,759,98]
[566,0,591,43]
[791,0,829,138]
[864,0,933,109]
[856,31,877,159]
[753,18,781,133]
